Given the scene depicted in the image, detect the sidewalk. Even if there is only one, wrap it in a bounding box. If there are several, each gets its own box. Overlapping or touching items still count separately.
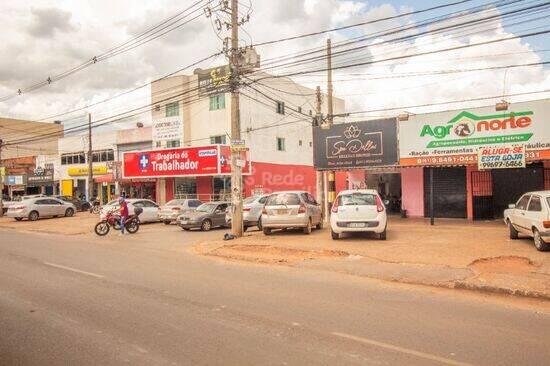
[194,217,550,299]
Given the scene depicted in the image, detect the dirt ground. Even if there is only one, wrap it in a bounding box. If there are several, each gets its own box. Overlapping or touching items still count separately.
[194,217,550,299]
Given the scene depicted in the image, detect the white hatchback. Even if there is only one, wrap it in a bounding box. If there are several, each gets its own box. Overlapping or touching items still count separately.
[330,189,387,240]
[504,191,550,251]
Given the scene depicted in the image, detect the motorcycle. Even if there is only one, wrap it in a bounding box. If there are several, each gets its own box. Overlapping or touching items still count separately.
[94,207,142,236]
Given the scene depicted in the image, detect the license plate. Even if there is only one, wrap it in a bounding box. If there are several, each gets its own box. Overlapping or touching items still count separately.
[349,222,366,228]
[180,221,188,225]
[276,209,288,215]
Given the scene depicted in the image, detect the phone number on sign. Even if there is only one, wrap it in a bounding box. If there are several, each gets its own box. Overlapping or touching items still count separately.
[480,160,524,169]
[414,155,477,165]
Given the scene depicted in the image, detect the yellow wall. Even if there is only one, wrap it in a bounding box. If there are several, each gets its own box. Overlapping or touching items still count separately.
[61,180,73,196]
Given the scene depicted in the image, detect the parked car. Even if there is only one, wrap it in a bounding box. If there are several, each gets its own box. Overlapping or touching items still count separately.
[504,191,550,251]
[329,189,387,240]
[261,191,323,235]
[159,199,203,224]
[54,195,91,212]
[7,197,76,221]
[100,198,160,223]
[226,195,269,231]
[177,202,230,231]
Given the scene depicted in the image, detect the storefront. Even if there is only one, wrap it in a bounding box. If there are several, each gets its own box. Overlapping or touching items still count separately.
[61,165,110,199]
[399,100,550,219]
[5,175,27,199]
[27,168,55,195]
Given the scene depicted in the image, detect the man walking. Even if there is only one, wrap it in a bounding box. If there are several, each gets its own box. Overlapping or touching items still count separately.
[119,197,129,235]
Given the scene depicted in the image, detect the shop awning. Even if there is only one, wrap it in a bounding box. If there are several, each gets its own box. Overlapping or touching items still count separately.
[94,174,114,183]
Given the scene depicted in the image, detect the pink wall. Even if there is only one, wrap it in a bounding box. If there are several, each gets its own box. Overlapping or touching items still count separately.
[401,167,424,217]
[243,162,317,197]
[335,171,348,194]
[196,176,213,201]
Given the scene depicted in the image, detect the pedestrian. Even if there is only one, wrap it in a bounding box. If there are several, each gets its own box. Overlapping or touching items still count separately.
[119,197,129,235]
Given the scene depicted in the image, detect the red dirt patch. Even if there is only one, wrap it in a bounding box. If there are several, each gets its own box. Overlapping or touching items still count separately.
[469,256,539,274]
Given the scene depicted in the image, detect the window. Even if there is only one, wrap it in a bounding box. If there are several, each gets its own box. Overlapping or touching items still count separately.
[165,102,179,117]
[266,193,300,206]
[35,199,49,205]
[276,101,285,114]
[516,195,531,210]
[258,196,268,204]
[528,196,542,212]
[299,140,302,146]
[61,152,86,165]
[188,200,202,208]
[276,137,285,151]
[209,94,226,110]
[210,135,226,144]
[91,149,114,163]
[166,140,181,148]
[338,193,376,206]
[302,193,317,205]
[155,141,162,148]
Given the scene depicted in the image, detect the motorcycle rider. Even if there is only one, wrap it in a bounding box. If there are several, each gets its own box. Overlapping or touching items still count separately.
[119,197,129,235]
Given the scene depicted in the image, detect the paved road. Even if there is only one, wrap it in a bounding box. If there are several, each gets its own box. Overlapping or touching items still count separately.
[0,227,549,365]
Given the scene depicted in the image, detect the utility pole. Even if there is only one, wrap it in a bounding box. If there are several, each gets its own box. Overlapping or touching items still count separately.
[326,38,336,213]
[315,86,326,222]
[229,0,243,237]
[87,113,93,202]
[0,137,4,218]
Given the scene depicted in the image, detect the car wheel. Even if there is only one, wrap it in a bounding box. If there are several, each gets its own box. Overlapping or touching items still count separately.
[533,228,550,251]
[331,230,340,240]
[15,217,23,221]
[201,219,212,231]
[303,219,312,235]
[65,208,75,217]
[508,220,519,239]
[163,220,171,225]
[263,227,271,235]
[316,220,324,230]
[28,211,39,221]
[379,228,387,240]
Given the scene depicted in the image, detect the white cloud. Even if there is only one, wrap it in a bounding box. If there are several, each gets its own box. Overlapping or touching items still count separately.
[0,0,547,129]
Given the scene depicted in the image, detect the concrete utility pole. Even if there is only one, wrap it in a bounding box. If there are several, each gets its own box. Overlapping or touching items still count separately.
[315,86,326,222]
[0,137,4,217]
[230,0,244,237]
[326,39,336,212]
[87,113,93,201]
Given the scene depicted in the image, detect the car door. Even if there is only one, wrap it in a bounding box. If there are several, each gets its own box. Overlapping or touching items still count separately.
[525,195,543,235]
[512,194,531,234]
[50,199,66,216]
[34,199,51,217]
[252,196,267,221]
[213,204,228,227]
[142,200,160,222]
[307,193,322,224]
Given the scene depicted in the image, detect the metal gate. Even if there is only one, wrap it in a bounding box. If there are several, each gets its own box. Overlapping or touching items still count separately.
[472,171,493,220]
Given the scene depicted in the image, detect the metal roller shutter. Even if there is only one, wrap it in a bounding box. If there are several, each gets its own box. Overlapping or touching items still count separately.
[424,167,467,219]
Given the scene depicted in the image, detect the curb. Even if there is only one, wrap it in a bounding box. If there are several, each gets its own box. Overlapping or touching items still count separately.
[452,281,550,301]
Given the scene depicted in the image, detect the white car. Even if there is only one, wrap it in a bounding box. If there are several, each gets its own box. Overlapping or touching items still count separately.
[504,191,550,251]
[7,197,76,221]
[330,189,387,240]
[101,198,160,223]
[226,195,269,231]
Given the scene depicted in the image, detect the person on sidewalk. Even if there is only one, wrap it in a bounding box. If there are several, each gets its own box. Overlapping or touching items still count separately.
[119,197,129,235]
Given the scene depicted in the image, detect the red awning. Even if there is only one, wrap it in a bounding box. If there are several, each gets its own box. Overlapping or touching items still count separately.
[94,174,114,183]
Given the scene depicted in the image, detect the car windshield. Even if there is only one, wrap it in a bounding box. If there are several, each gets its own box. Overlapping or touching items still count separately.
[196,203,217,213]
[266,193,300,206]
[339,193,376,206]
[243,196,257,204]
[166,200,182,206]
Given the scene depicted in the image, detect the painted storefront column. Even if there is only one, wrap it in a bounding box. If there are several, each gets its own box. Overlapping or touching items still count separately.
[196,176,213,202]
[401,167,424,217]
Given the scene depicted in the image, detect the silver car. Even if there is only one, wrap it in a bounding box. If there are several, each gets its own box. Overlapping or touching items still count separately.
[159,199,203,225]
[7,197,77,221]
[177,202,231,231]
[261,191,323,235]
[226,195,269,231]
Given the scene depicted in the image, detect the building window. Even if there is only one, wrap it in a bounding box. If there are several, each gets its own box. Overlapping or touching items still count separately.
[276,101,285,114]
[166,140,181,148]
[209,94,226,111]
[210,135,226,144]
[165,102,179,117]
[299,140,302,146]
[277,137,285,151]
[61,152,86,165]
[91,149,115,163]
[298,106,302,113]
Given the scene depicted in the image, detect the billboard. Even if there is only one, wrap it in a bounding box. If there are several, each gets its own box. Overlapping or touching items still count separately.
[152,117,183,147]
[197,65,232,96]
[122,145,250,179]
[313,118,398,170]
[399,100,550,166]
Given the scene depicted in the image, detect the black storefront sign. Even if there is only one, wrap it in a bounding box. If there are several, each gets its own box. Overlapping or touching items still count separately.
[27,169,54,187]
[197,65,232,96]
[313,118,398,170]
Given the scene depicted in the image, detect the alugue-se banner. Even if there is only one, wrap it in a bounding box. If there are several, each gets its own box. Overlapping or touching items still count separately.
[313,118,399,170]
[478,145,526,170]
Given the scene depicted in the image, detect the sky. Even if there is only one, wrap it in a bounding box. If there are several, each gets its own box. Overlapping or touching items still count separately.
[0,0,548,131]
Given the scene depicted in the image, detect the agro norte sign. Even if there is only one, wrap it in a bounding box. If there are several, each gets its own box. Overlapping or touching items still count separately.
[313,118,398,170]
[122,145,250,179]
[399,100,550,166]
